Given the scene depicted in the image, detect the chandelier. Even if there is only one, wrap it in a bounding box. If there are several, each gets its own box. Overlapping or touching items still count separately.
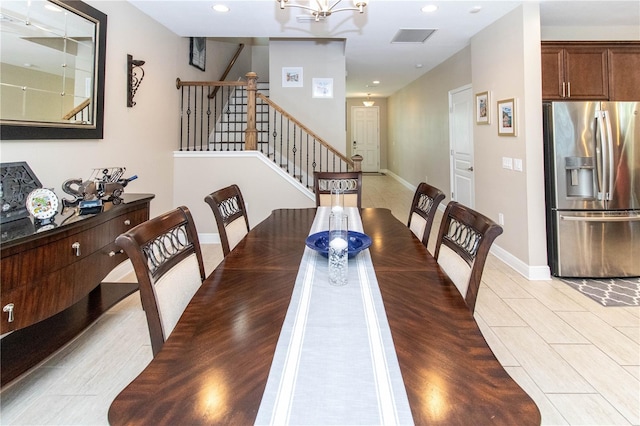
[277,0,368,22]
[363,94,374,107]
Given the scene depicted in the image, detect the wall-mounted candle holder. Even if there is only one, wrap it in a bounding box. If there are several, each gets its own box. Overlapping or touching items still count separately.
[127,54,145,107]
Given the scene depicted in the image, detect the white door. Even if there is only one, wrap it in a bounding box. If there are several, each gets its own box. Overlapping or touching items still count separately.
[351,106,380,172]
[449,85,475,208]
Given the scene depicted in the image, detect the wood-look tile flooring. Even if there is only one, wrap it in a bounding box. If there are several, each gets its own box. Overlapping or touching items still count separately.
[1,174,639,425]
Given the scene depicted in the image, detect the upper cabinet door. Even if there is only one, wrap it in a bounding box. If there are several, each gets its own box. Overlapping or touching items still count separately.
[541,46,565,99]
[541,43,609,101]
[563,46,609,100]
[608,46,640,101]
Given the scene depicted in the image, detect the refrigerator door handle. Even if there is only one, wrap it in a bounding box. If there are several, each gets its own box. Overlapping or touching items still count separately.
[559,214,640,222]
[603,110,615,201]
[595,110,606,201]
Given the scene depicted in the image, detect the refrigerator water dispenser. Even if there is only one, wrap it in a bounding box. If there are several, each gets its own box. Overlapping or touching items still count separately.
[564,156,594,198]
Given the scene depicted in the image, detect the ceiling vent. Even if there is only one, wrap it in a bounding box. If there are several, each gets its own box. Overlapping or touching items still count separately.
[390,28,437,44]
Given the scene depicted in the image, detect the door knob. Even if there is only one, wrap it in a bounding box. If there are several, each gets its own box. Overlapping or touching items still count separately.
[467,166,474,171]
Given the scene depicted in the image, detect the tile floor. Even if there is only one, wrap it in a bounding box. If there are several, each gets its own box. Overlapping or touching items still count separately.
[1,174,639,425]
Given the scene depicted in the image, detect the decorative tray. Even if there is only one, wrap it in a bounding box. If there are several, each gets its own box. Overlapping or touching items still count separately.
[305,231,372,258]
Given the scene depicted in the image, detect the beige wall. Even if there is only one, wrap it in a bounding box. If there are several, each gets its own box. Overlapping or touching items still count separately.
[387,46,472,195]
[0,2,250,220]
[1,1,186,218]
[268,39,347,153]
[471,4,547,278]
[173,153,315,237]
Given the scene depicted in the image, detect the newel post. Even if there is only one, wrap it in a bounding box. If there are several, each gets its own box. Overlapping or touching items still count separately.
[245,72,258,151]
[351,154,363,172]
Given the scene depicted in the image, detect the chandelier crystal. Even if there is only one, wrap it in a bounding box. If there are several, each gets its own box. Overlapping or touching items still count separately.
[278,0,368,22]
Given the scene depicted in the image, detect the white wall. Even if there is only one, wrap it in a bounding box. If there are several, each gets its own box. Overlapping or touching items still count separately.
[542,26,640,41]
[268,39,347,153]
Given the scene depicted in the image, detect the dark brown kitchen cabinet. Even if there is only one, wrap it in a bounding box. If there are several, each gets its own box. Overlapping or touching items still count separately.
[541,43,609,100]
[608,45,640,101]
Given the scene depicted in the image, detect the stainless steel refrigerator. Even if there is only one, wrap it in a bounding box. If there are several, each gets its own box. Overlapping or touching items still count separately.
[543,101,640,277]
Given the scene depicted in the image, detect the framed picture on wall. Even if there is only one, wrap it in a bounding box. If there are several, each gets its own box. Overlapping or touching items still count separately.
[475,91,490,124]
[189,37,206,71]
[497,98,516,136]
[282,67,303,87]
[312,78,333,98]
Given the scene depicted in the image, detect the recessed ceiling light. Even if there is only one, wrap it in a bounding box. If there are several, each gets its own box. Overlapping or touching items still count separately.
[415,64,423,68]
[469,6,482,14]
[44,4,62,12]
[212,4,229,12]
[372,80,380,85]
[421,5,438,13]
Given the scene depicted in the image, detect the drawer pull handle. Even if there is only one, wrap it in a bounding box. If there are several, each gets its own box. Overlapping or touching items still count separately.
[124,219,131,226]
[72,242,81,256]
[3,303,15,323]
[109,249,124,257]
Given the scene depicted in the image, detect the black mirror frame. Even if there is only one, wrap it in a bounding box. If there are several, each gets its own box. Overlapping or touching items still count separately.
[0,0,107,140]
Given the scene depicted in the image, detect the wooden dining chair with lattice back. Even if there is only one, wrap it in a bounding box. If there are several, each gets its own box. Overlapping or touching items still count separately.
[204,184,250,257]
[407,182,445,249]
[313,171,363,208]
[433,201,503,313]
[115,206,206,357]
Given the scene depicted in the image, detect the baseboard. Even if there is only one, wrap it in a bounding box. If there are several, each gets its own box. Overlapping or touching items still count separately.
[382,170,550,281]
[490,244,551,281]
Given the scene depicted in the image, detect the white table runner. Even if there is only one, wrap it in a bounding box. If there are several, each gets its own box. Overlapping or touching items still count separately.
[255,207,414,425]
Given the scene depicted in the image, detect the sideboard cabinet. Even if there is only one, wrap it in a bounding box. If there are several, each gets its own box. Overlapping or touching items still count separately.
[542,41,640,101]
[1,194,154,334]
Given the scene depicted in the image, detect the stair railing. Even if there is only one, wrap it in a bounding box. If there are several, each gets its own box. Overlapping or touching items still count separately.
[176,72,360,189]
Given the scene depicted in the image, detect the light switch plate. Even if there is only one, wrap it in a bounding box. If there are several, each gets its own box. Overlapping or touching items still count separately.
[502,157,513,170]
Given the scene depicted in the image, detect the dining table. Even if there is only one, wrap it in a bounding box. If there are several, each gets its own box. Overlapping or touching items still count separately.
[108,207,541,425]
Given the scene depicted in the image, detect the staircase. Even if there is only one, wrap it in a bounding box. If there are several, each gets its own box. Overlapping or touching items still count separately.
[209,82,270,151]
[176,73,360,191]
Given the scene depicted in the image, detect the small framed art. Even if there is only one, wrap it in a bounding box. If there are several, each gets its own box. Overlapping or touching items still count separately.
[475,91,490,124]
[497,98,516,136]
[282,67,303,87]
[189,37,206,71]
[312,78,333,98]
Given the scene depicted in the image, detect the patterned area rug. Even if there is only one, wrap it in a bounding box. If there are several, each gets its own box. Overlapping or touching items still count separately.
[559,277,640,307]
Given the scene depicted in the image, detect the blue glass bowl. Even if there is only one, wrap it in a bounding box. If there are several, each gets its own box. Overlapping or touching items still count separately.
[305,231,372,258]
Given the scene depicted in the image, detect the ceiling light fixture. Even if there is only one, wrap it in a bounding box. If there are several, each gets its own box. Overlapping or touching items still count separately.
[212,5,230,12]
[421,5,438,13]
[363,94,374,107]
[277,0,368,22]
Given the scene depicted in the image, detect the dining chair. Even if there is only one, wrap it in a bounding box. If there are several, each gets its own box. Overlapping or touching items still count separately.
[313,171,363,208]
[115,206,206,357]
[433,201,503,313]
[204,184,250,257]
[407,182,446,249]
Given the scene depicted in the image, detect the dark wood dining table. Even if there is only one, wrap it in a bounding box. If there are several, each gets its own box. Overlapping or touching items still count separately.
[108,208,540,425]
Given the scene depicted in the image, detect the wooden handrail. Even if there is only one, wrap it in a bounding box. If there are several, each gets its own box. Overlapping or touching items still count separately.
[208,44,245,99]
[257,93,354,168]
[62,98,90,120]
[176,78,247,88]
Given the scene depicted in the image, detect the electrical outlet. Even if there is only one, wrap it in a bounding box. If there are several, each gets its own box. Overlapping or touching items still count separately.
[498,213,504,225]
[513,158,523,172]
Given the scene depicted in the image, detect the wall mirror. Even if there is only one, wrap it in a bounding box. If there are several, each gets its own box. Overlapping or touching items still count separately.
[0,0,106,140]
